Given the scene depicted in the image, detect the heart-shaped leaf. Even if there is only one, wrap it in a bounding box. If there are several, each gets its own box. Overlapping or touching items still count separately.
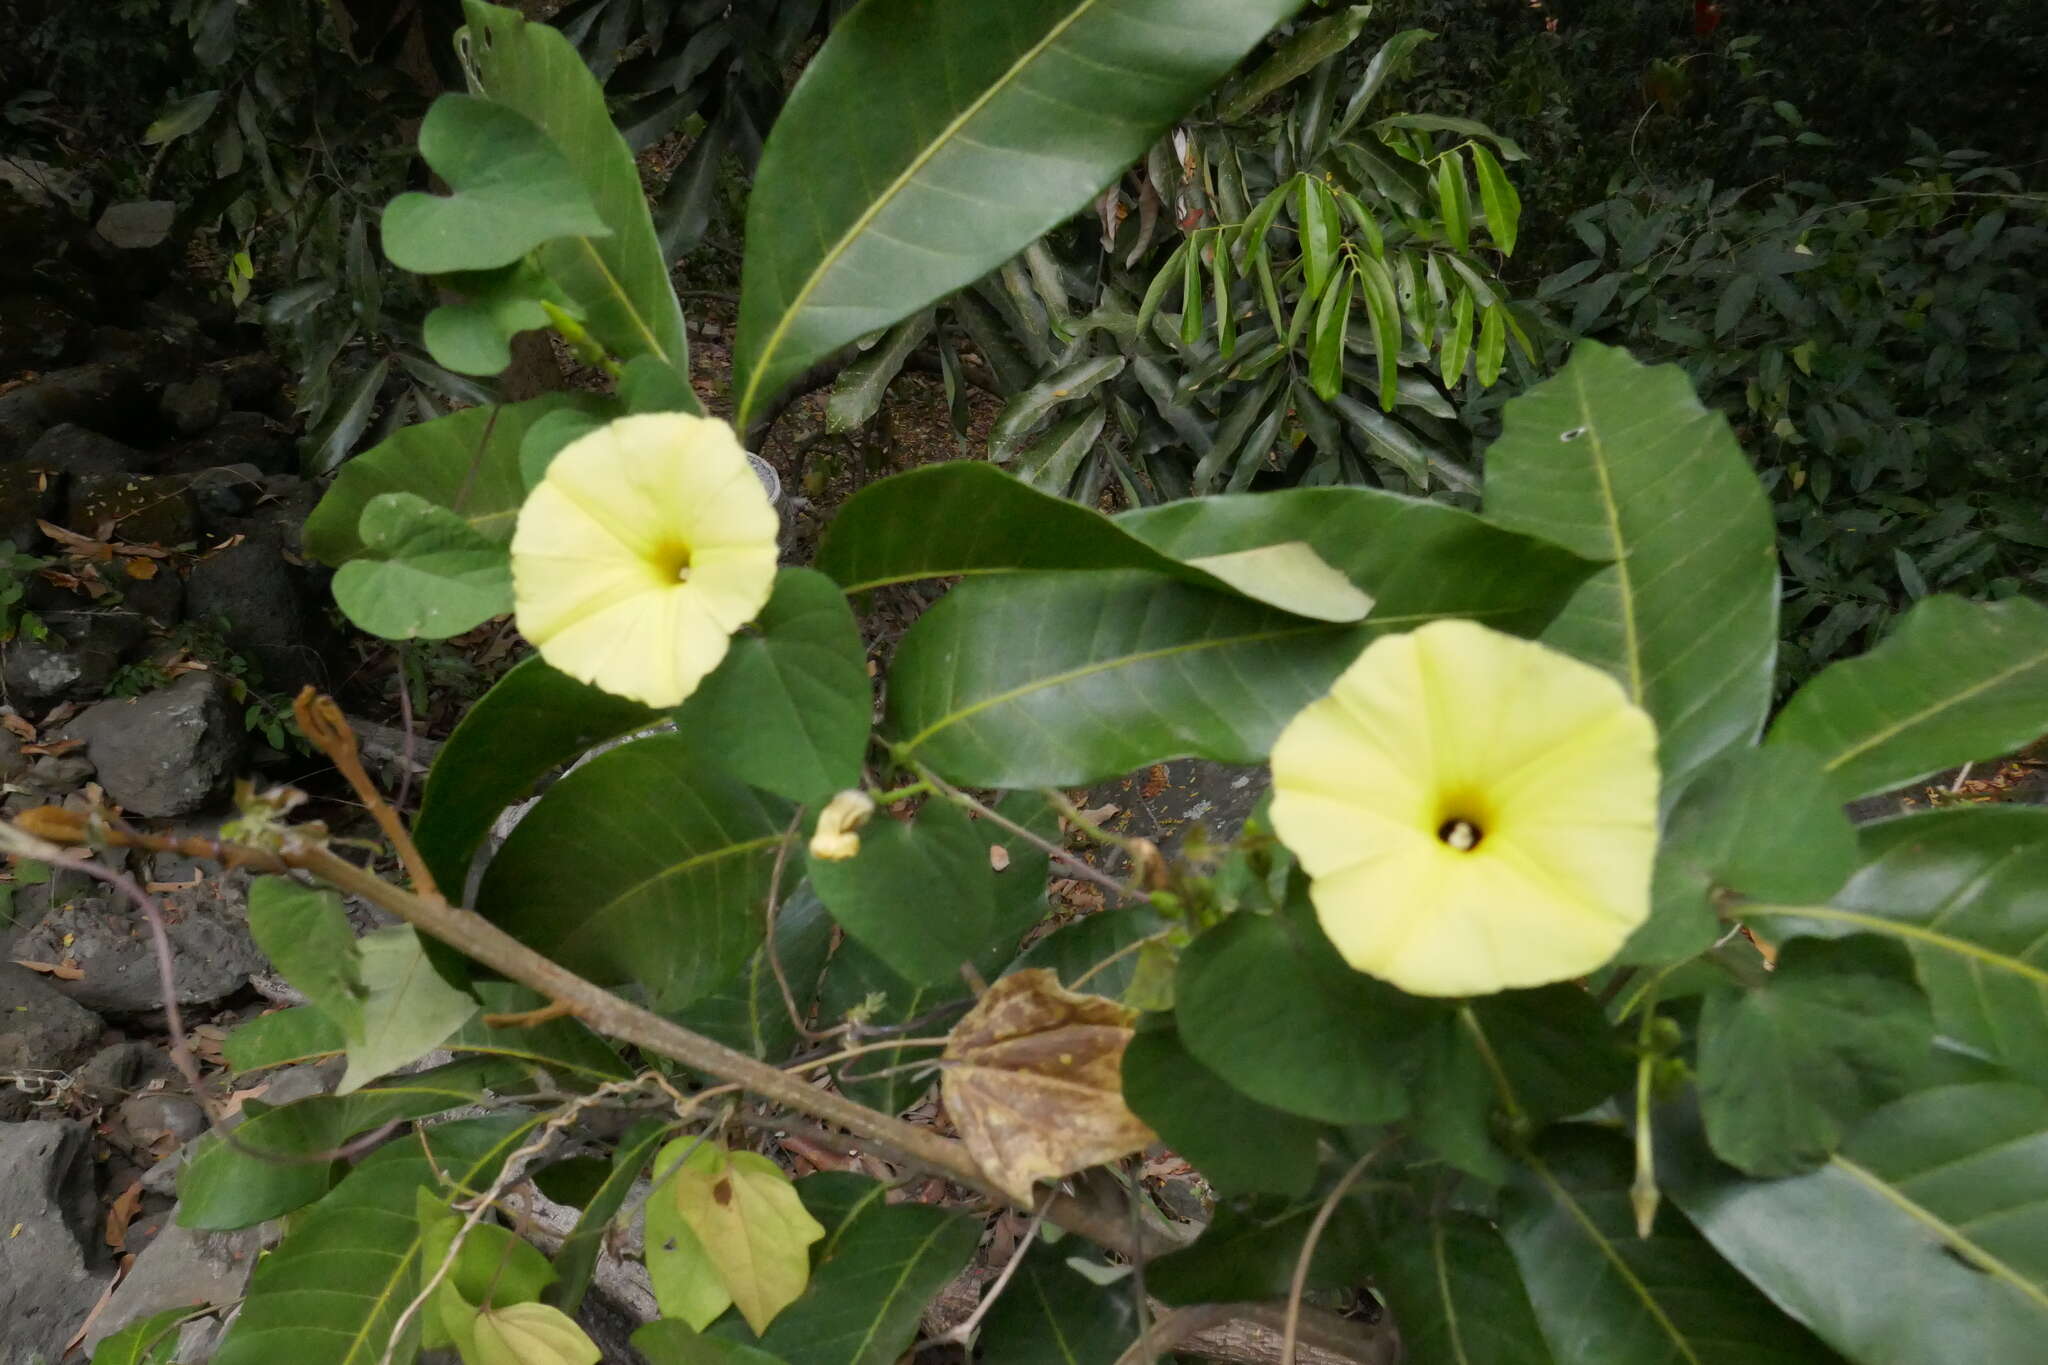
[333,492,514,640]
[658,1139,827,1335]
[383,95,609,275]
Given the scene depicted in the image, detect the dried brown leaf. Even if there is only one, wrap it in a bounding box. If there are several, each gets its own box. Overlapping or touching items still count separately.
[940,969,1155,1203]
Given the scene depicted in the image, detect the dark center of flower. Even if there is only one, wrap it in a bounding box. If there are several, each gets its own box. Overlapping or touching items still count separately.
[650,541,695,583]
[1437,818,1483,852]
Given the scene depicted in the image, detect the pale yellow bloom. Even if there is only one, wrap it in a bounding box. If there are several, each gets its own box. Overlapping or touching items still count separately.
[809,789,875,861]
[511,413,778,707]
[1269,619,1658,997]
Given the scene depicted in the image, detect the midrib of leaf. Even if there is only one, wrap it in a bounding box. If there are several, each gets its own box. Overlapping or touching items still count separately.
[1572,364,1644,704]
[572,234,671,367]
[1432,1219,1473,1365]
[1031,1270,1083,1364]
[735,0,1106,425]
[844,1217,959,1364]
[1828,1154,2048,1312]
[1742,903,2048,990]
[1819,644,2048,776]
[549,832,786,957]
[892,622,1335,755]
[1524,1152,1704,1365]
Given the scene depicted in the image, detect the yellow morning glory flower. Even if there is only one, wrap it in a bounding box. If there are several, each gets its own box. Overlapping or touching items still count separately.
[1269,618,1659,997]
[511,413,778,708]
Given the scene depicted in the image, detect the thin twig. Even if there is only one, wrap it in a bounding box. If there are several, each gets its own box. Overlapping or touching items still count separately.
[294,688,440,899]
[764,806,833,1041]
[1280,1142,1389,1365]
[915,764,1151,907]
[938,1197,1051,1348]
[394,649,418,813]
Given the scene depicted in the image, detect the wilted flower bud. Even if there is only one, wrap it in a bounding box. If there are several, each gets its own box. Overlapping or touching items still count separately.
[809,789,876,861]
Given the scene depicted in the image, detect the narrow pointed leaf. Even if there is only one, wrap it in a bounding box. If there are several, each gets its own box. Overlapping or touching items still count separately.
[1353,253,1403,410]
[1435,148,1471,251]
[1470,143,1521,256]
[732,0,1305,425]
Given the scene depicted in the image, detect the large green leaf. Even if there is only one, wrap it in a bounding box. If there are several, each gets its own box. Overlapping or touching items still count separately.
[1744,806,2048,1089]
[1501,1127,1842,1365]
[331,493,513,640]
[210,1118,538,1365]
[1627,743,1858,965]
[89,1309,190,1365]
[808,796,998,987]
[382,95,609,274]
[177,1060,511,1228]
[1663,1085,2048,1363]
[1376,1212,1554,1365]
[459,1,691,382]
[673,569,870,803]
[1765,595,2048,801]
[1483,342,1779,801]
[1175,898,1417,1126]
[245,876,366,1039]
[1696,937,1932,1177]
[731,0,1303,425]
[1148,1194,1374,1306]
[713,1203,981,1365]
[1122,1017,1324,1197]
[884,572,1368,788]
[304,394,605,565]
[414,655,660,893]
[671,886,837,1064]
[478,734,792,1010]
[977,1243,1137,1365]
[814,462,1202,594]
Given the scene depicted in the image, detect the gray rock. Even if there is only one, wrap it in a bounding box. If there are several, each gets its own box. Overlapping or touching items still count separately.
[94,200,177,251]
[0,1120,107,1365]
[116,1090,207,1146]
[0,460,60,548]
[2,607,140,708]
[185,531,325,693]
[0,965,104,1118]
[23,421,143,476]
[161,375,226,436]
[63,672,245,816]
[66,470,198,546]
[182,463,266,531]
[9,892,262,1014]
[20,751,97,796]
[211,353,285,413]
[0,292,91,372]
[166,410,294,475]
[72,1039,178,1108]
[0,363,148,458]
[0,158,89,210]
[80,1218,264,1356]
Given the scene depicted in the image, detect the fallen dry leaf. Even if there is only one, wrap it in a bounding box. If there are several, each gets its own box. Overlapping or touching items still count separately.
[104,1180,144,1251]
[940,968,1155,1204]
[13,959,84,981]
[1141,765,1169,799]
[20,737,84,757]
[123,557,159,580]
[989,844,1010,872]
[1,714,37,741]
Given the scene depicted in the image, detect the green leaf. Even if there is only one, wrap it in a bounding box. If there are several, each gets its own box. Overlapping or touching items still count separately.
[1435,148,1472,252]
[460,1,691,380]
[477,734,792,1010]
[988,355,1127,464]
[456,983,628,1082]
[423,263,559,377]
[1376,1212,1554,1365]
[671,1141,827,1334]
[1298,176,1341,299]
[246,877,366,1038]
[418,1190,557,1345]
[1353,254,1403,412]
[977,1243,1136,1364]
[1149,1194,1374,1306]
[550,1119,669,1314]
[810,797,996,987]
[1123,1018,1323,1197]
[1662,1085,2048,1363]
[1765,595,2048,801]
[332,493,513,640]
[1440,284,1474,382]
[1697,936,1933,1177]
[1308,261,1353,401]
[1470,143,1520,256]
[1744,806,2048,1088]
[414,655,659,893]
[731,0,1302,426]
[673,569,869,803]
[672,886,837,1064]
[1217,5,1372,120]
[1335,29,1436,136]
[725,1204,980,1365]
[519,406,610,490]
[1483,341,1779,803]
[645,1146,733,1330]
[1006,906,1167,999]
[1012,406,1107,495]
[143,89,221,144]
[814,938,955,1116]
[1374,114,1525,160]
[1502,1127,1843,1365]
[209,1118,538,1365]
[89,1308,192,1365]
[1176,898,1415,1126]
[307,357,390,477]
[1475,300,1507,386]
[304,394,605,565]
[383,95,610,275]
[1630,743,1858,965]
[826,313,934,434]
[466,1303,601,1365]
[177,1061,513,1229]
[634,1324,787,1365]
[223,1004,346,1072]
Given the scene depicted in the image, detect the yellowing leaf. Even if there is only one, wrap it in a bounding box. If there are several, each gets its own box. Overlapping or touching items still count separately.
[941,969,1157,1204]
[1184,541,1374,623]
[340,926,481,1093]
[467,1301,600,1365]
[664,1139,825,1334]
[645,1141,733,1330]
